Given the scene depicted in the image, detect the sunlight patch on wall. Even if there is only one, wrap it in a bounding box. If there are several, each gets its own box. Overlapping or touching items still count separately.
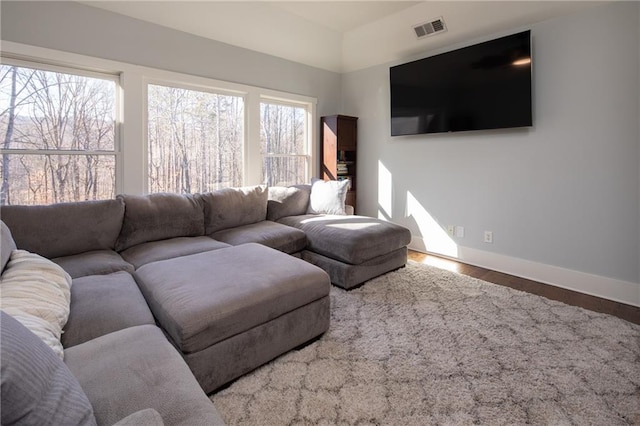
[378,160,392,220]
[406,191,458,258]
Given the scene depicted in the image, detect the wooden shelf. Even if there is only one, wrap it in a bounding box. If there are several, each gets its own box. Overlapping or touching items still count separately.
[321,115,358,213]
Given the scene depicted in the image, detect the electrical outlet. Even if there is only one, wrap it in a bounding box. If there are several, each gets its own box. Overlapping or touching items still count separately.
[484,231,493,243]
[455,226,465,238]
[447,225,455,236]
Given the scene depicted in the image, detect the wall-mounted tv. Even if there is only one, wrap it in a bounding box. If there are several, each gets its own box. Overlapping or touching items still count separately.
[390,30,532,136]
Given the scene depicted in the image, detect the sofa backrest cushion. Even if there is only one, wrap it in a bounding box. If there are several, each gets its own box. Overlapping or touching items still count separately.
[267,186,311,222]
[116,193,205,252]
[201,185,268,234]
[0,199,125,259]
[1,220,17,273]
[0,311,97,426]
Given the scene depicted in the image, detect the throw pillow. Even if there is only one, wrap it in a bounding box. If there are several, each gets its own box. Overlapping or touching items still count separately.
[0,311,97,426]
[307,178,350,215]
[0,250,72,359]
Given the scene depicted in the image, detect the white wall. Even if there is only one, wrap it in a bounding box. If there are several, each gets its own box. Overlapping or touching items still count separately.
[342,2,640,304]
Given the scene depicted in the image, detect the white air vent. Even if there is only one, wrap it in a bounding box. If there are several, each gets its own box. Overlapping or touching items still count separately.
[413,17,447,39]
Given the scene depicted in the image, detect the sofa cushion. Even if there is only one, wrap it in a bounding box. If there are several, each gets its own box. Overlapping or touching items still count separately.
[210,221,307,254]
[52,250,134,279]
[0,198,124,259]
[307,178,350,215]
[1,220,16,273]
[1,312,96,426]
[134,243,330,354]
[116,193,204,252]
[112,409,165,426]
[277,214,412,265]
[201,185,268,234]
[1,250,72,359]
[120,236,230,269]
[62,272,155,348]
[64,325,225,426]
[267,185,311,221]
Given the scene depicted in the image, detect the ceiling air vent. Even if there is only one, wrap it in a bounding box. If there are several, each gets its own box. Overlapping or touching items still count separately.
[413,17,447,39]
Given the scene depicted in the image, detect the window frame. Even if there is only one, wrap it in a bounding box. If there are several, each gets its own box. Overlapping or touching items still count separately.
[0,55,123,202]
[143,77,248,194]
[1,41,318,202]
[260,96,314,186]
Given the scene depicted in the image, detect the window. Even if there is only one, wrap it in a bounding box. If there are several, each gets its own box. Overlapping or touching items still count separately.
[260,101,310,187]
[0,61,118,205]
[147,83,244,194]
[1,42,317,201]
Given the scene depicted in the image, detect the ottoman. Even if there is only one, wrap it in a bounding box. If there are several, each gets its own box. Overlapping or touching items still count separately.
[277,214,412,289]
[133,243,330,393]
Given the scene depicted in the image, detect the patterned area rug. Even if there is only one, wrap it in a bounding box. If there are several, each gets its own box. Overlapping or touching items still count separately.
[211,261,640,425]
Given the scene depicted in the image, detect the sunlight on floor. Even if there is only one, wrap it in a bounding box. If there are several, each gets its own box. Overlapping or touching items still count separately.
[409,250,461,273]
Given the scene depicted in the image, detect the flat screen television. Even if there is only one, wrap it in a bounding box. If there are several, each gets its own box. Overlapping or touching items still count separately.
[390,30,532,136]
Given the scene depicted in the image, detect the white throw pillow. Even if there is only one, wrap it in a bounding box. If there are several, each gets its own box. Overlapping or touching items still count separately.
[1,250,72,359]
[307,178,350,215]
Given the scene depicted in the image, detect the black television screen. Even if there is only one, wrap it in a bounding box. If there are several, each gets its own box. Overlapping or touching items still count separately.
[390,30,532,136]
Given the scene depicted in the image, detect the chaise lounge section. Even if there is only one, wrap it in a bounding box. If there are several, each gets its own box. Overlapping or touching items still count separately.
[269,184,412,289]
[278,214,410,289]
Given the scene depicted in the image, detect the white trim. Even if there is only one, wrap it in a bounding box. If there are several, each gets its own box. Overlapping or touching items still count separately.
[1,56,120,82]
[410,235,640,308]
[245,93,261,186]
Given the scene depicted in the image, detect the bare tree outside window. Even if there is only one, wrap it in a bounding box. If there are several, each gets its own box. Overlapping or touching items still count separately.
[147,84,244,194]
[260,102,309,187]
[0,64,117,205]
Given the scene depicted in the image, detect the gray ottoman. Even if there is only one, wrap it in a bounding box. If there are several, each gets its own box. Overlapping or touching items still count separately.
[277,214,412,289]
[133,243,330,393]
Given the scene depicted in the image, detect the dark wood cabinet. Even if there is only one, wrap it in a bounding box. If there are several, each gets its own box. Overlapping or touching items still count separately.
[320,115,358,210]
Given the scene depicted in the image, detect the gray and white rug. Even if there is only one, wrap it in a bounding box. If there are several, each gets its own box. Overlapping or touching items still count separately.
[212,261,640,425]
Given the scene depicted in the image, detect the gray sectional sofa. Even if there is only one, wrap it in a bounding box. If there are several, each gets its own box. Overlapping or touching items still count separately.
[0,184,411,425]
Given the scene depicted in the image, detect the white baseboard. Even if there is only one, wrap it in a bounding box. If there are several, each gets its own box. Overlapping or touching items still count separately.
[409,235,640,308]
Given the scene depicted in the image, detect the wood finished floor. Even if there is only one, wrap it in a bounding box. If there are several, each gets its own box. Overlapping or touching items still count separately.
[408,250,640,326]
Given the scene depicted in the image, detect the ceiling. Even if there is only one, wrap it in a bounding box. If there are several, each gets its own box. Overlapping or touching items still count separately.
[82,1,606,73]
[271,1,421,33]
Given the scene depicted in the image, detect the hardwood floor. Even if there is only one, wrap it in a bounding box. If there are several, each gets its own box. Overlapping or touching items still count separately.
[408,250,640,325]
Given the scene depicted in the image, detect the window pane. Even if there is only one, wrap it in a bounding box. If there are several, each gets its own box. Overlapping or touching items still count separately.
[260,103,306,155]
[262,156,308,187]
[0,65,116,151]
[260,102,308,186]
[148,84,244,194]
[0,153,115,205]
